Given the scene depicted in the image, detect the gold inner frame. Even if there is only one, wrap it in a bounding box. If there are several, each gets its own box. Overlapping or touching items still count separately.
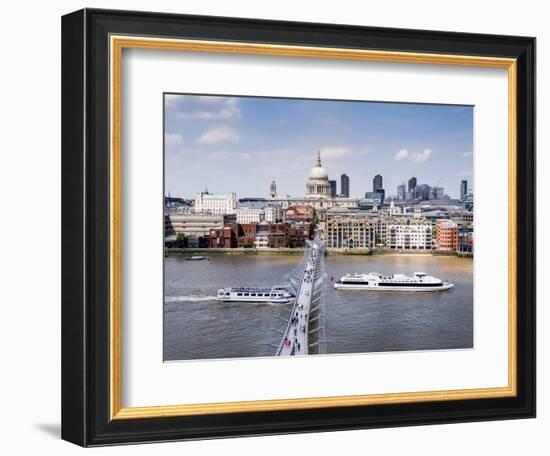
[109,35,517,420]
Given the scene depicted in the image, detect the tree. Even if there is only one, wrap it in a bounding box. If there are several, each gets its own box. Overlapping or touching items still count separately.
[175,233,187,248]
[312,208,319,224]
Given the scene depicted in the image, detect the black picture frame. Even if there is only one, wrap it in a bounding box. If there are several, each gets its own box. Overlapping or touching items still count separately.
[62,8,536,447]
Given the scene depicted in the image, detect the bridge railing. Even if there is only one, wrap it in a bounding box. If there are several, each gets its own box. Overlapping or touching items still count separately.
[275,243,312,356]
[307,241,327,355]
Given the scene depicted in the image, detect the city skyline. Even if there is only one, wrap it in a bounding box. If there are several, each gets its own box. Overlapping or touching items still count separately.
[165,94,473,199]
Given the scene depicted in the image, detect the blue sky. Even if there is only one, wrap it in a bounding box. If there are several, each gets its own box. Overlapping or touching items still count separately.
[164,94,473,199]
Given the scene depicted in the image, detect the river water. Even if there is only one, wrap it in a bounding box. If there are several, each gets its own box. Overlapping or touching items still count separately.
[164,254,473,361]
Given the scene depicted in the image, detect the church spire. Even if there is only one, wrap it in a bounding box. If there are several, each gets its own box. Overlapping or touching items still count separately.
[269,178,277,198]
[316,150,322,167]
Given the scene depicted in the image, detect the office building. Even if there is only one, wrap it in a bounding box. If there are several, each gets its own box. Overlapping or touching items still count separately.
[397,183,406,200]
[341,173,350,197]
[235,205,277,224]
[385,217,432,250]
[415,184,431,200]
[364,191,383,203]
[329,179,337,197]
[373,174,383,192]
[408,176,417,193]
[460,180,468,201]
[194,191,237,214]
[429,186,445,200]
[326,212,376,249]
[376,188,385,204]
[167,213,224,237]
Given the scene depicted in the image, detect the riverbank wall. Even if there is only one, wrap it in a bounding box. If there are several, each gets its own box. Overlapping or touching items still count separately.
[166,247,473,258]
[166,247,306,255]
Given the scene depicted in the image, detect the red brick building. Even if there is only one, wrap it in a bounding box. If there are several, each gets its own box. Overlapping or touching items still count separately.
[436,219,459,251]
[209,221,313,249]
[285,222,314,247]
[237,223,257,248]
[254,222,286,248]
[209,223,238,248]
[284,205,314,223]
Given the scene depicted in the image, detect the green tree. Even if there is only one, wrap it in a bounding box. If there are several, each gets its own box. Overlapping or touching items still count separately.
[175,233,187,248]
[312,209,319,224]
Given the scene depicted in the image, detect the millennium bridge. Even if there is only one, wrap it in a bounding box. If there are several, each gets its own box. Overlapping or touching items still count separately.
[260,239,327,356]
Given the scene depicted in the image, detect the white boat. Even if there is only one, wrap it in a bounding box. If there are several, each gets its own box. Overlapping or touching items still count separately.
[185,256,208,261]
[216,286,295,303]
[334,272,453,292]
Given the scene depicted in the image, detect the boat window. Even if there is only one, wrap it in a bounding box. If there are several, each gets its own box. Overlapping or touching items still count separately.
[237,293,242,296]
[225,293,230,296]
[244,293,249,296]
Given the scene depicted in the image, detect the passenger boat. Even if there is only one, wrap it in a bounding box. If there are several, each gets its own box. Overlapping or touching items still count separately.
[216,286,295,303]
[334,272,453,292]
[185,256,208,261]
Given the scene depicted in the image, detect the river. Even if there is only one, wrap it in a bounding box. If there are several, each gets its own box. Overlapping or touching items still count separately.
[164,254,473,361]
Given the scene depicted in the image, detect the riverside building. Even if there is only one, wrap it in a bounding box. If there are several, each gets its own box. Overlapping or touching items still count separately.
[235,203,278,224]
[385,218,432,250]
[194,190,237,214]
[166,213,230,247]
[436,219,459,251]
[326,212,376,249]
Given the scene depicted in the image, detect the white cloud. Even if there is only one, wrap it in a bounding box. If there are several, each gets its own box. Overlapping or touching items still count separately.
[320,146,351,160]
[208,150,229,160]
[196,96,225,104]
[410,149,432,163]
[394,148,432,163]
[175,97,241,120]
[394,149,409,160]
[165,133,183,147]
[206,149,251,161]
[196,126,240,145]
[462,150,473,158]
[164,94,181,110]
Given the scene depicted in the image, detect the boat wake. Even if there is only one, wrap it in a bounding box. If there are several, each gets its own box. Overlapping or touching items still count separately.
[165,295,217,303]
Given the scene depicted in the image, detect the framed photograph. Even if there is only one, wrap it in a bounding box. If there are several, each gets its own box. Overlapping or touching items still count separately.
[62,8,535,446]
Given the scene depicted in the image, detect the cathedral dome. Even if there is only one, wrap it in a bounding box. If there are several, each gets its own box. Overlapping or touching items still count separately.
[306,151,332,198]
[308,151,329,182]
[309,165,329,181]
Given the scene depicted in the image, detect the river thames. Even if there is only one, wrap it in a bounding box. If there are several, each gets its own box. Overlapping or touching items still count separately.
[164,254,473,361]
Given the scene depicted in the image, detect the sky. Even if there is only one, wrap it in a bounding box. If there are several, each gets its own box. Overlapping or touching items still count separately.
[164,94,473,200]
